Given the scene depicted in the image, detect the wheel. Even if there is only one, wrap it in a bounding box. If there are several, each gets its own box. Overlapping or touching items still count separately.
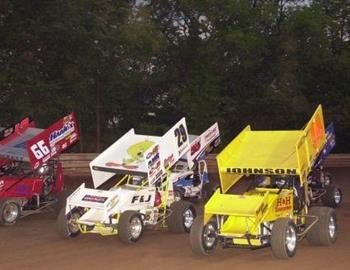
[0,199,21,226]
[190,216,217,255]
[57,207,81,238]
[167,201,196,233]
[270,218,297,259]
[323,173,332,186]
[118,211,144,244]
[173,187,184,202]
[54,189,73,215]
[306,206,337,245]
[321,185,342,208]
[200,184,211,202]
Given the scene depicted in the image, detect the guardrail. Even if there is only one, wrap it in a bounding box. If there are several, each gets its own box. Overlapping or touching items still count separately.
[60,153,350,176]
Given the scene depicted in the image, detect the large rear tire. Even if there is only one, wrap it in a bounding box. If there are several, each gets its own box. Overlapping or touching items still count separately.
[306,207,337,245]
[321,185,342,208]
[118,211,144,244]
[0,199,21,226]
[167,201,196,233]
[57,207,81,238]
[270,218,297,259]
[190,216,217,256]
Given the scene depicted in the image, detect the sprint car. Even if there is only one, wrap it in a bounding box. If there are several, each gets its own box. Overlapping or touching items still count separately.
[0,113,79,225]
[190,105,338,259]
[57,119,219,244]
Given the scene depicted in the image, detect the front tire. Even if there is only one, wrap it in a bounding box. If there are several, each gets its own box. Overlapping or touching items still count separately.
[57,207,81,238]
[167,201,196,233]
[306,207,337,245]
[0,199,21,226]
[118,211,144,244]
[190,216,217,256]
[321,185,342,208]
[270,218,297,259]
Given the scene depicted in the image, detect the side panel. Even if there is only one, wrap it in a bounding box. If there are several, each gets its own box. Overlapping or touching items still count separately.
[186,122,220,168]
[216,126,250,194]
[26,113,79,170]
[296,105,326,181]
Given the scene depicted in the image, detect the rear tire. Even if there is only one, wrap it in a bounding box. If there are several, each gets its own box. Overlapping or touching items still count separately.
[167,201,196,233]
[0,199,21,226]
[57,207,81,238]
[270,218,297,259]
[54,189,73,215]
[118,211,144,244]
[321,185,342,208]
[306,207,337,245]
[190,216,217,256]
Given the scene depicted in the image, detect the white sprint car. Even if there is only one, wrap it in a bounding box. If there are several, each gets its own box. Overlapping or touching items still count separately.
[57,119,219,244]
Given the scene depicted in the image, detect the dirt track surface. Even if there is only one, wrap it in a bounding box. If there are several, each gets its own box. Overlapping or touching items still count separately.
[1,169,350,270]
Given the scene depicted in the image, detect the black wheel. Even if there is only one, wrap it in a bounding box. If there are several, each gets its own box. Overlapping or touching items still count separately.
[173,187,184,202]
[190,216,217,255]
[270,218,297,259]
[54,189,73,215]
[118,211,144,244]
[323,172,332,186]
[167,201,196,233]
[0,199,21,226]
[321,185,342,208]
[201,184,211,202]
[57,207,81,238]
[306,206,337,245]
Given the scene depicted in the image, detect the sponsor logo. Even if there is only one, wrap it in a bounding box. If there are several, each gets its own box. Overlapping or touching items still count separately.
[275,196,292,212]
[204,126,218,142]
[226,167,297,175]
[190,140,201,156]
[256,202,268,216]
[164,154,174,169]
[49,121,75,145]
[82,195,108,203]
[131,195,152,204]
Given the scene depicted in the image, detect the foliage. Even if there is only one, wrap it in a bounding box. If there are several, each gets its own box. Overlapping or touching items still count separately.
[0,0,349,152]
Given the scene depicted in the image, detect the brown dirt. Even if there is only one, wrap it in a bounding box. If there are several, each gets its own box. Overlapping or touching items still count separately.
[0,168,349,270]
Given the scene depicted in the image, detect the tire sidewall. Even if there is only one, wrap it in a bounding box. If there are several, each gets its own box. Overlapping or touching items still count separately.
[201,221,218,252]
[127,212,144,242]
[0,200,21,226]
[182,204,196,233]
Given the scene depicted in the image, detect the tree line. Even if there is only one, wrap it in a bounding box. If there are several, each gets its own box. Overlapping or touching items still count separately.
[1,0,349,152]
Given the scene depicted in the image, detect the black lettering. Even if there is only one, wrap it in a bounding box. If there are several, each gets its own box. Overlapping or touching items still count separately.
[242,168,253,174]
[275,169,285,174]
[286,168,297,175]
[131,196,139,204]
[253,168,264,174]
[265,168,274,174]
[145,195,151,202]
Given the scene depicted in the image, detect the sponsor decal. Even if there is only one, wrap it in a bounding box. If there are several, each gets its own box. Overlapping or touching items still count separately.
[147,145,161,177]
[131,195,152,204]
[226,167,297,175]
[256,202,268,216]
[49,121,75,145]
[204,125,219,142]
[82,195,108,203]
[275,196,292,212]
[190,140,201,156]
[164,154,174,169]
